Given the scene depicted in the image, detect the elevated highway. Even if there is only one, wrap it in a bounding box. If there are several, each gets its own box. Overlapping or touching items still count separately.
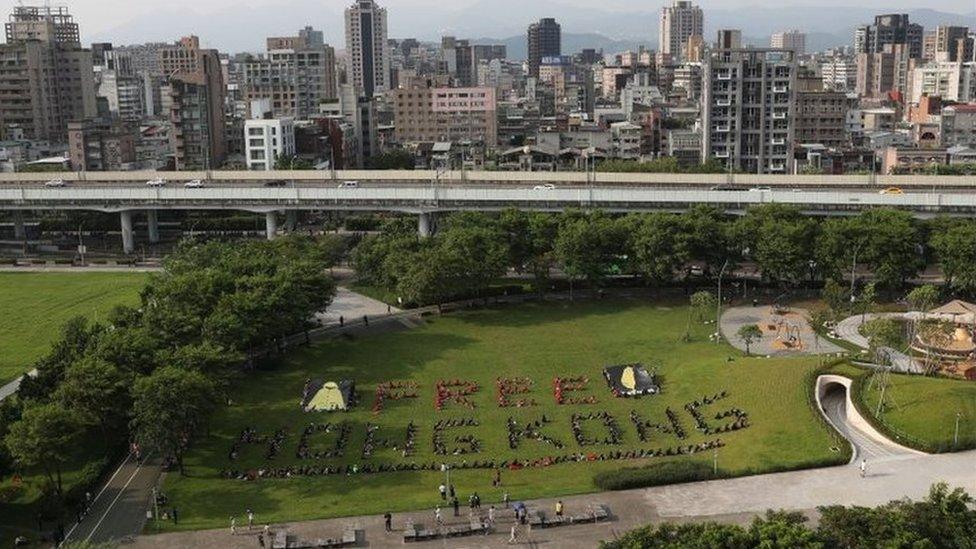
[2,170,976,253]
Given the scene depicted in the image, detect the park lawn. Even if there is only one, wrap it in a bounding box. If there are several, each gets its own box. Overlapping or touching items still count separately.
[156,298,848,533]
[0,272,147,384]
[830,363,976,453]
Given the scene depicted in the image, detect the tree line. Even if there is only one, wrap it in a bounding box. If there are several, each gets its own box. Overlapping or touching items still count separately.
[352,205,976,307]
[602,483,974,549]
[0,236,338,509]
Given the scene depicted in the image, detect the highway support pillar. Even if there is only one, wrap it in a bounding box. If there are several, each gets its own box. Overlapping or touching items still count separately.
[285,210,298,232]
[120,211,135,255]
[147,210,160,244]
[12,211,25,240]
[418,212,434,238]
[265,211,279,240]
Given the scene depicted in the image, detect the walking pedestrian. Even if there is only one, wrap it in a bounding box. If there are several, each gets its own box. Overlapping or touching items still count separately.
[452,497,460,517]
[555,500,564,517]
[263,524,270,540]
[438,483,447,500]
[172,507,179,525]
[339,315,344,327]
[488,506,496,526]
[503,492,510,508]
[449,483,456,499]
[230,516,237,535]
[363,315,368,326]
[508,523,518,544]
[474,492,481,509]
[860,458,867,478]
[384,512,392,533]
[434,507,443,527]
[258,533,265,548]
[247,508,254,529]
[469,493,476,511]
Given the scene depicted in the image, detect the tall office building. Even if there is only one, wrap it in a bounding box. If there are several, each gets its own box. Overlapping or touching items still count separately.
[0,5,96,142]
[855,43,916,99]
[344,0,390,98]
[242,28,337,119]
[771,30,806,56]
[527,18,561,78]
[854,14,923,59]
[702,48,797,174]
[161,36,227,169]
[660,1,703,62]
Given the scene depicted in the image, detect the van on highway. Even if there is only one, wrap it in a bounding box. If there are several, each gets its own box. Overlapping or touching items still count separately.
[338,181,359,189]
[264,180,287,187]
[44,179,66,188]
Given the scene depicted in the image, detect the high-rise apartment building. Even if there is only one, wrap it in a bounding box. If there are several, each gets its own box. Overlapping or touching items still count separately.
[527,18,561,78]
[393,77,497,145]
[771,30,806,56]
[715,29,742,50]
[855,14,923,59]
[161,36,227,169]
[821,57,857,91]
[244,100,295,171]
[855,43,916,99]
[0,5,96,142]
[910,62,976,104]
[344,0,390,98]
[794,77,848,148]
[241,28,337,119]
[923,26,970,62]
[660,1,703,62]
[702,48,797,174]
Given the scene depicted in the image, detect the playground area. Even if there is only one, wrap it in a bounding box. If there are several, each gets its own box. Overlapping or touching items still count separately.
[721,304,843,356]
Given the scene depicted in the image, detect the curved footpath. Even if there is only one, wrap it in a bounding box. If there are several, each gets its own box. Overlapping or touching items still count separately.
[834,313,924,374]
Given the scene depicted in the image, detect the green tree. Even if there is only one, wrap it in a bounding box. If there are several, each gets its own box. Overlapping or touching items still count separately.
[737,324,763,355]
[53,357,130,438]
[821,279,850,316]
[365,149,415,170]
[690,291,717,322]
[130,367,217,475]
[749,511,822,549]
[929,218,976,295]
[735,205,817,286]
[818,210,923,290]
[906,284,940,313]
[4,402,83,495]
[273,155,314,170]
[861,317,901,364]
[555,211,624,297]
[631,213,686,284]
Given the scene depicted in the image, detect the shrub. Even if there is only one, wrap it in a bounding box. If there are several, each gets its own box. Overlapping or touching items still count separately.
[593,460,718,491]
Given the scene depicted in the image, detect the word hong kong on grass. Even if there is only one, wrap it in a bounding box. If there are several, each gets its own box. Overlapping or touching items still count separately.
[220,364,750,481]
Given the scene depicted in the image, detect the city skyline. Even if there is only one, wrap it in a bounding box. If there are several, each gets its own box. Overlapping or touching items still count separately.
[42,0,976,53]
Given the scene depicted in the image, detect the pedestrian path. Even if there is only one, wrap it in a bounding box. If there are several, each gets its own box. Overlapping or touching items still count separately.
[834,313,924,373]
[126,449,976,549]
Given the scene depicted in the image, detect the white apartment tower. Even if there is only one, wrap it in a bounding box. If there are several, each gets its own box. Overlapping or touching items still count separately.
[344,0,390,98]
[659,1,704,62]
[702,48,798,174]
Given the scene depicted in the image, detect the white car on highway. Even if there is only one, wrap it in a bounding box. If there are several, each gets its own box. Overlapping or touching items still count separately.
[146,178,166,187]
[533,184,556,190]
[338,181,359,189]
[184,179,205,188]
[44,179,66,188]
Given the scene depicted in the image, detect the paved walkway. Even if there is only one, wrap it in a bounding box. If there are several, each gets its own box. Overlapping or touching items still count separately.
[820,383,919,463]
[314,286,398,326]
[0,368,35,402]
[834,313,923,373]
[720,305,843,356]
[128,449,976,549]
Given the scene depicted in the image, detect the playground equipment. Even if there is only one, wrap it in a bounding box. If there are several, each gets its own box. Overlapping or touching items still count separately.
[774,319,803,349]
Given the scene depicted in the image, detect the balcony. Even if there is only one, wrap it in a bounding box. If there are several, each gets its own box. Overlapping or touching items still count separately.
[772,85,789,93]
[716,98,732,107]
[717,72,732,81]
[714,150,730,158]
[771,112,787,120]
[713,125,731,133]
[770,138,785,145]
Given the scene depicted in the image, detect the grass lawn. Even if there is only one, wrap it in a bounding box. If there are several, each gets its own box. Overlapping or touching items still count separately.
[158,299,849,533]
[828,363,976,453]
[0,272,147,384]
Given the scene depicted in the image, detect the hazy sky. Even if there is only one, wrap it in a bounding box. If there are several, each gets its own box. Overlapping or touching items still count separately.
[53,0,975,38]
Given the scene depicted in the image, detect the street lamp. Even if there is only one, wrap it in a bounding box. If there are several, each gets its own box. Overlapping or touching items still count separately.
[716,259,730,343]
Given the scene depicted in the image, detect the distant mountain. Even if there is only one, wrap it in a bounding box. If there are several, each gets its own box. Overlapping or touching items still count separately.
[88,0,976,56]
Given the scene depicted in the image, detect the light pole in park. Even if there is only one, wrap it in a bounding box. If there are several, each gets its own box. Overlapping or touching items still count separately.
[713,447,718,476]
[716,259,730,343]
